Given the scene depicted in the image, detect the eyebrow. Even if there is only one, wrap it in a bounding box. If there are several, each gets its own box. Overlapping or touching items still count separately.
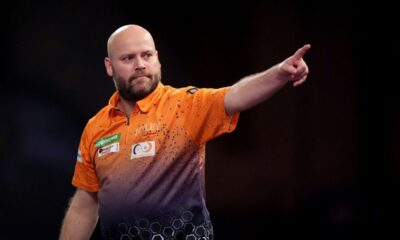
[121,50,154,56]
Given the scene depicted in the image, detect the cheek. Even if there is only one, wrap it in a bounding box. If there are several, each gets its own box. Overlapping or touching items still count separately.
[149,63,161,73]
[114,66,132,78]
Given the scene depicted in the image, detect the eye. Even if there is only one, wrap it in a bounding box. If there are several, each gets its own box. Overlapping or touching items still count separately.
[122,55,134,62]
[142,52,153,60]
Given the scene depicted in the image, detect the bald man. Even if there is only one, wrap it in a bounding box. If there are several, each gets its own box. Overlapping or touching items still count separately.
[59,24,310,240]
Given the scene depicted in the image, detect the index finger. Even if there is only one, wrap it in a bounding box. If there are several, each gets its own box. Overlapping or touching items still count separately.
[293,44,311,61]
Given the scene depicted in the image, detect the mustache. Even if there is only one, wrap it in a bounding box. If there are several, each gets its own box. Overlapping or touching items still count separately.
[129,71,151,81]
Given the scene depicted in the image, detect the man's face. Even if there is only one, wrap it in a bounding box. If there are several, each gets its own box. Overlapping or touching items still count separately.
[105,29,161,102]
[111,50,161,102]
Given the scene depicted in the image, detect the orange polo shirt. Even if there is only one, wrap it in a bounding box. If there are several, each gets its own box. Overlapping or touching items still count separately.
[72,82,239,239]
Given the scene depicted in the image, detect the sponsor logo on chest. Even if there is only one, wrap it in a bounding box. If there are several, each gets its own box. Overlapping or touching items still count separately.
[95,133,121,157]
[131,141,156,159]
[98,142,120,157]
[134,123,162,136]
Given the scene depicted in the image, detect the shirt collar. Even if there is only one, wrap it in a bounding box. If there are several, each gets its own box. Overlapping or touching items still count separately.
[108,82,164,113]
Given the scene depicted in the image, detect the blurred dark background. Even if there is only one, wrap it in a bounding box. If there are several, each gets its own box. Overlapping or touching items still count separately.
[1,0,399,239]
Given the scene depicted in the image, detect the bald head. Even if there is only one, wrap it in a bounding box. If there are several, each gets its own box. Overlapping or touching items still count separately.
[107,24,156,59]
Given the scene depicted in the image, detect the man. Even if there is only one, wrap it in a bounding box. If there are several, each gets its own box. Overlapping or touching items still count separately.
[60,24,310,240]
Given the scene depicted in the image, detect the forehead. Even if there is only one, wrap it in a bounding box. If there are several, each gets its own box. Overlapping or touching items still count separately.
[109,30,156,57]
[115,38,154,54]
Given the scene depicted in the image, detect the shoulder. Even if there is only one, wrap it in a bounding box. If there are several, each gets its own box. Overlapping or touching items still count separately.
[172,85,229,97]
[85,104,113,133]
[158,84,200,99]
[161,85,230,102]
[164,84,223,96]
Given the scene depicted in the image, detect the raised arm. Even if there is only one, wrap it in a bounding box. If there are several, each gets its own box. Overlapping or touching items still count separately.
[224,44,311,115]
[59,189,99,240]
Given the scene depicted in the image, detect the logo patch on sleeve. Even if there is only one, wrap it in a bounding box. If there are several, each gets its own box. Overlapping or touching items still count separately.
[77,149,83,163]
[186,87,198,94]
[131,141,156,159]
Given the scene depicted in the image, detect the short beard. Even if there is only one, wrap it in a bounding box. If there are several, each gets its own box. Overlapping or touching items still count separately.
[114,71,161,102]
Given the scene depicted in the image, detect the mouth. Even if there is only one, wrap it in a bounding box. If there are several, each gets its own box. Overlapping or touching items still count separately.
[134,76,149,81]
[130,73,150,82]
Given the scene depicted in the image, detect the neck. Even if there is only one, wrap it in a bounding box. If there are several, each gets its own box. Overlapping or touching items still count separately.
[117,98,136,117]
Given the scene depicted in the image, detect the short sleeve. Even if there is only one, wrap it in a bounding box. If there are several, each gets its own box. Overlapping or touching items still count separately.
[185,87,239,144]
[71,123,100,192]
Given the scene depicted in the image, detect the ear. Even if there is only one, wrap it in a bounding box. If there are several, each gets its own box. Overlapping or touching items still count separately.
[155,50,161,67]
[104,57,113,77]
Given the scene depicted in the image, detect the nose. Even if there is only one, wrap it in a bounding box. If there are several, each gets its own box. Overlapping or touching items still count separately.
[134,57,146,69]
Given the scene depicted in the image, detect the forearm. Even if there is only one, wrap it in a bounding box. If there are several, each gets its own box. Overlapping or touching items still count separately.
[60,190,99,240]
[224,64,288,115]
